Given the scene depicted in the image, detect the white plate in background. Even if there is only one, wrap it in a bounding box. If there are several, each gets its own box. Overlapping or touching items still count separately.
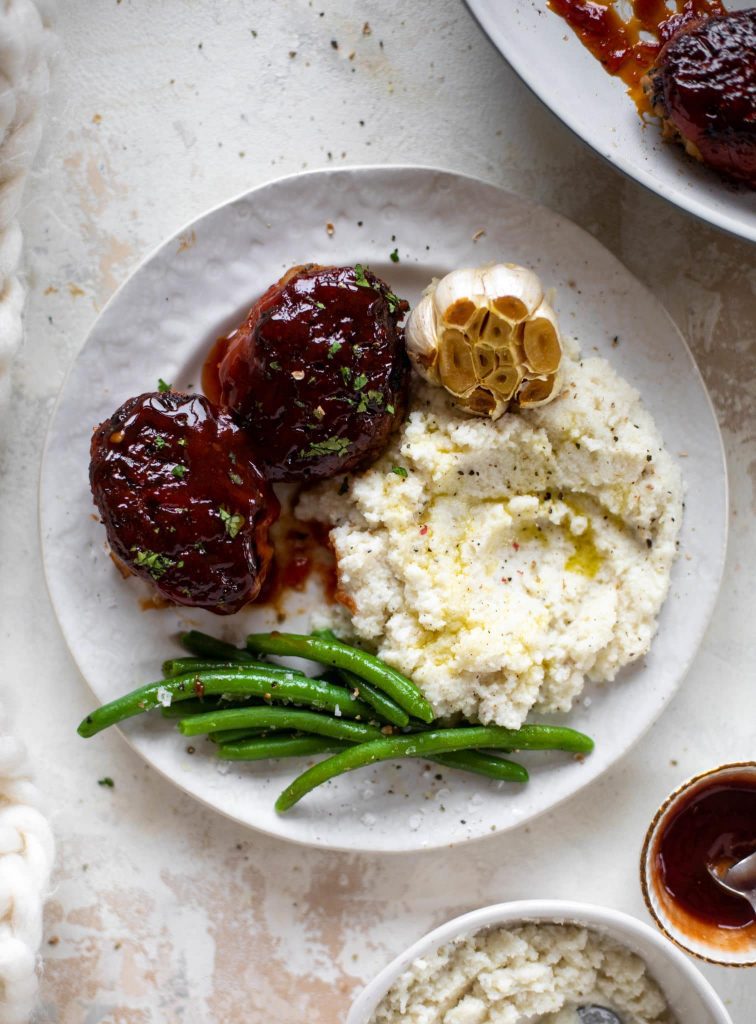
[40,166,727,851]
[466,1,756,242]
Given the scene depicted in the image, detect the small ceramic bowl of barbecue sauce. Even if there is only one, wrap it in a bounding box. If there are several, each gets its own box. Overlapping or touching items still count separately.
[641,762,756,966]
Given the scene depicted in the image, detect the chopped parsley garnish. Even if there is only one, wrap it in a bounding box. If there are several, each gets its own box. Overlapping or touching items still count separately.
[328,340,343,359]
[391,466,408,478]
[229,470,243,486]
[177,438,187,447]
[269,360,281,371]
[366,389,384,405]
[353,264,402,311]
[194,541,207,554]
[218,506,245,539]
[171,464,187,479]
[157,378,172,393]
[386,403,395,415]
[353,263,372,288]
[340,365,352,383]
[390,248,399,263]
[98,777,114,788]
[356,394,369,413]
[301,436,351,459]
[229,452,237,463]
[132,549,176,578]
[154,435,168,449]
[315,300,326,309]
[353,373,368,391]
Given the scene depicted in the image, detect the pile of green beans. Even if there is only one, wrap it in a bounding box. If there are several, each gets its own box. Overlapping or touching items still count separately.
[77,629,594,813]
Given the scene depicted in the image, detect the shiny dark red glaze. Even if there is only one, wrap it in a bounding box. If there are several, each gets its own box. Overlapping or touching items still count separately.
[657,776,756,929]
[647,10,756,186]
[548,0,726,107]
[90,391,279,614]
[213,264,410,482]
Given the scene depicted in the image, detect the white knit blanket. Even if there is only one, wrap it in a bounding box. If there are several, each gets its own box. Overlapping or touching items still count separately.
[0,1,57,1021]
[0,0,55,407]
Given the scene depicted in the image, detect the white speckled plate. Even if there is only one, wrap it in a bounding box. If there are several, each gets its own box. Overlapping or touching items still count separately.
[465,0,756,243]
[40,166,727,852]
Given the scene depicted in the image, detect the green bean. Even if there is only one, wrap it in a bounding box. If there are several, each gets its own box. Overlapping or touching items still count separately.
[78,669,372,738]
[216,740,526,780]
[214,733,525,781]
[212,724,524,778]
[179,630,258,662]
[212,726,526,780]
[169,658,305,683]
[207,728,269,744]
[275,725,594,810]
[161,695,260,719]
[312,633,416,727]
[178,707,383,742]
[336,668,409,727]
[218,735,349,761]
[247,632,434,723]
[160,697,226,718]
[163,656,302,679]
[310,629,339,640]
[430,751,528,782]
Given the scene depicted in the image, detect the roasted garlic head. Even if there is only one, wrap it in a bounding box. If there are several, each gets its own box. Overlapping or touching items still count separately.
[406,263,563,419]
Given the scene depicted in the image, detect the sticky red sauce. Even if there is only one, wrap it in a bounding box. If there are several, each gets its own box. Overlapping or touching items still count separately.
[656,774,756,931]
[257,516,339,617]
[201,333,229,407]
[139,594,171,611]
[548,0,726,109]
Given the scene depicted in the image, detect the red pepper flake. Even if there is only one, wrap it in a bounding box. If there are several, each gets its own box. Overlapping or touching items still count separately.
[419,525,428,536]
[193,679,205,698]
[512,541,520,551]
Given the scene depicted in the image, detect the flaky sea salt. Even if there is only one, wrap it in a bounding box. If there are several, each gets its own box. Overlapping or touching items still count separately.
[156,686,172,707]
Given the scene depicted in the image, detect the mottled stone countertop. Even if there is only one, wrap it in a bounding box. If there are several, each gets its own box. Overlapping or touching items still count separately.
[3,1,754,1021]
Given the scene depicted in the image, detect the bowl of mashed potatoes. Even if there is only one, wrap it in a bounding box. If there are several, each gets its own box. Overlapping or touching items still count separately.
[346,901,732,1024]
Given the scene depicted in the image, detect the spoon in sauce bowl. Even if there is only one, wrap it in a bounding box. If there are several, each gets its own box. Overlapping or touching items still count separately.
[576,1007,622,1024]
[708,851,756,914]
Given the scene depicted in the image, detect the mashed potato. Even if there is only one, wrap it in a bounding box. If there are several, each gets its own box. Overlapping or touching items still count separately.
[369,922,677,1024]
[297,357,683,728]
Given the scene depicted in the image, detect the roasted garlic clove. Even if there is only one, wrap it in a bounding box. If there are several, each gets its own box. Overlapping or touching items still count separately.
[406,263,564,419]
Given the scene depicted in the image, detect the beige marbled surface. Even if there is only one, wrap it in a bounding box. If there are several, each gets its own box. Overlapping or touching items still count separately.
[1,1,754,1021]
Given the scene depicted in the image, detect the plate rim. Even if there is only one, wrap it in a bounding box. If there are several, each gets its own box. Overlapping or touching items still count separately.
[39,163,730,853]
[463,0,756,245]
